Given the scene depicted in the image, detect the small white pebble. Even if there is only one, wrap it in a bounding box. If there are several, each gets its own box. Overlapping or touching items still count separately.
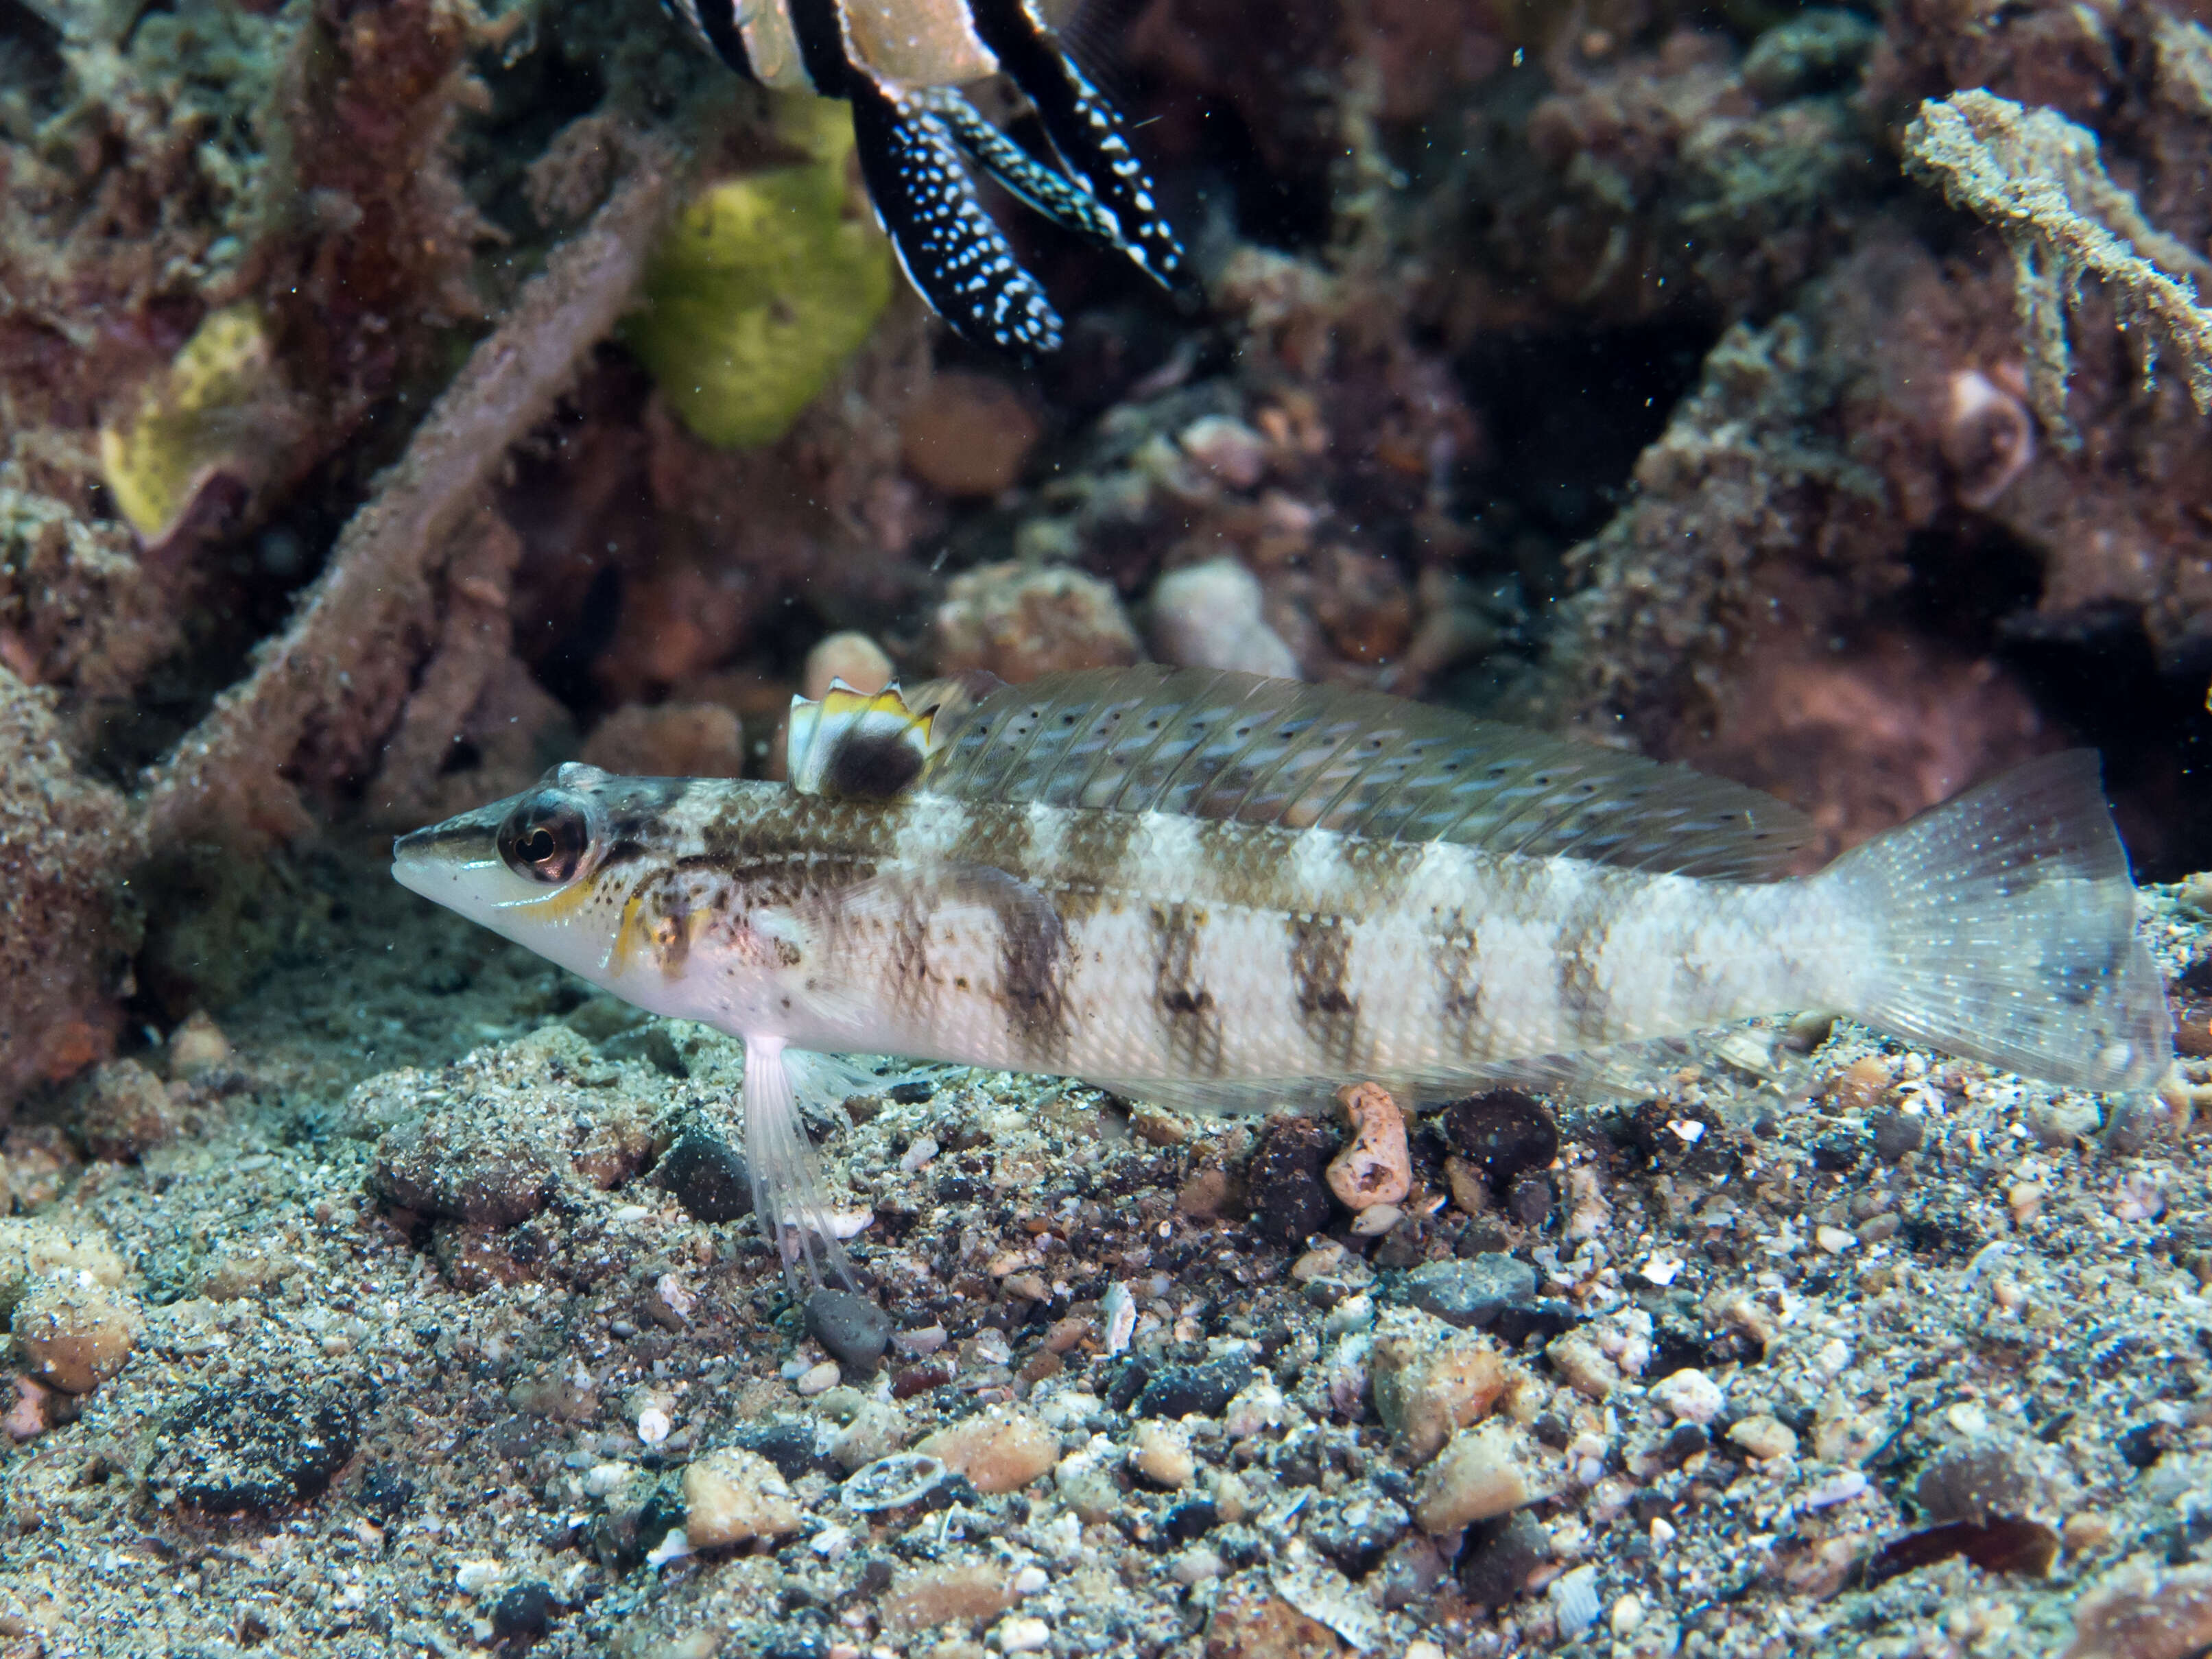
[1814,1224,1856,1255]
[654,1272,695,1322]
[637,1407,671,1446]
[1639,1254,1682,1287]
[1650,1516,1676,1551]
[992,1614,1051,1653]
[827,1208,875,1239]
[1013,1566,1049,1596]
[1405,1645,1447,1659]
[583,1462,635,1499]
[892,1324,948,1357]
[796,1360,841,1396]
[454,1560,502,1596]
[1804,1471,1868,1509]
[811,1524,853,1558]
[1813,1337,1852,1378]
[1610,1594,1644,1634]
[1169,1546,1224,1585]
[1349,1203,1402,1237]
[1648,1368,1725,1426]
[899,1135,940,1173]
[1101,1282,1137,1356]
[644,1528,692,1569]
[1667,1119,1705,1143]
[610,1204,651,1224]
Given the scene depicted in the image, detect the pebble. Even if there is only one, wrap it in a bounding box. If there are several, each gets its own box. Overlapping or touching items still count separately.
[805,1289,892,1374]
[1348,1202,1401,1236]
[167,1010,232,1079]
[1726,1414,1798,1462]
[372,1111,555,1228]
[1246,1117,1337,1243]
[492,1583,558,1643]
[1327,1082,1412,1210]
[933,562,1139,682]
[1170,1546,1225,1585]
[1414,1419,1551,1533]
[71,1059,182,1161]
[1137,1357,1254,1419]
[1440,1090,1559,1200]
[683,1447,801,1547]
[1149,558,1301,680]
[581,703,745,779]
[1370,1310,1507,1463]
[151,1382,361,1511]
[1458,1510,1551,1605]
[1545,1328,1622,1400]
[1128,1420,1196,1490]
[1648,1367,1726,1426]
[653,1124,752,1223]
[802,631,895,699]
[900,370,1043,497]
[915,1405,1058,1493]
[1178,414,1271,488]
[1871,1107,1925,1162]
[1405,1255,1537,1330]
[1224,1379,1286,1439]
[794,1360,842,1396]
[12,1273,139,1394]
[1550,1565,1601,1638]
[991,1614,1051,1654]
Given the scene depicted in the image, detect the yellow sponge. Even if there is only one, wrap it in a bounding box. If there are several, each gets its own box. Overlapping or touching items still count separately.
[625,95,893,449]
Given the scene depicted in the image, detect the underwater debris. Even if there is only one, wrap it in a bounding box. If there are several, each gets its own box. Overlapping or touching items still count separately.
[143,136,677,848]
[1904,88,2212,446]
[623,95,893,449]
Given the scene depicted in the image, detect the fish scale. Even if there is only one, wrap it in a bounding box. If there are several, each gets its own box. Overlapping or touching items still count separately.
[396,666,2173,1288]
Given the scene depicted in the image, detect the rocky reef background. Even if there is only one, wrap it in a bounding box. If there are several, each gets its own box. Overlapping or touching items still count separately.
[9,1,2212,1654]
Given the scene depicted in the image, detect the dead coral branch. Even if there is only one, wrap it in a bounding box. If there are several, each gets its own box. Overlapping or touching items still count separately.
[142,136,677,848]
[1903,88,2212,448]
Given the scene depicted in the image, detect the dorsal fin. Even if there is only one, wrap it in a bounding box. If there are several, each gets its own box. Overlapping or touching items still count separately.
[787,680,936,799]
[914,667,1820,881]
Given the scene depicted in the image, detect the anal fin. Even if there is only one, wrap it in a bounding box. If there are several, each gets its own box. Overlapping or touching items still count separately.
[844,68,1064,355]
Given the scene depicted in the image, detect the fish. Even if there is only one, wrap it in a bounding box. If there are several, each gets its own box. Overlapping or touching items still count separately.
[394,667,2174,1285]
[661,0,1186,353]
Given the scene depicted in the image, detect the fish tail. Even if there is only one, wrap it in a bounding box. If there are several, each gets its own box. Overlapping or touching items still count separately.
[1816,750,2172,1090]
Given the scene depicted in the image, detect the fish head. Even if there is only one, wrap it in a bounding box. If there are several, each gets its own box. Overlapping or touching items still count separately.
[392,763,668,988]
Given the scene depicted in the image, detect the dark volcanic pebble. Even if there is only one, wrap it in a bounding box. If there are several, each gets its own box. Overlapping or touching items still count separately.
[1810,1130,1866,1172]
[654,1124,752,1223]
[1508,1171,1555,1229]
[154,1382,361,1511]
[1165,1499,1219,1542]
[1305,1492,1410,1577]
[1404,1255,1536,1328]
[1137,1357,1253,1419]
[805,1288,892,1372]
[1441,1090,1560,1197]
[372,1112,555,1227]
[1458,1509,1551,1605]
[1871,1108,1924,1163]
[492,1581,559,1643]
[733,1419,828,1481]
[1246,1117,1337,1243]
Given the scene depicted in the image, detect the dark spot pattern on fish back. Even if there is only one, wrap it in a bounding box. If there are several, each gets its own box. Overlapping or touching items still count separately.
[918,668,1818,879]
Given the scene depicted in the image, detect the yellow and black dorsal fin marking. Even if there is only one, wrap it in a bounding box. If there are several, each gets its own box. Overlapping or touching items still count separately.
[963,0,1187,291]
[787,680,938,799]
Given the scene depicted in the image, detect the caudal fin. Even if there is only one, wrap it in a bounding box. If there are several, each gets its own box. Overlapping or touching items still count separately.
[1818,750,2172,1091]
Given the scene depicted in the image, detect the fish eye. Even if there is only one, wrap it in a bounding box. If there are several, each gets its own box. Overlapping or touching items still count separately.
[497,791,595,885]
